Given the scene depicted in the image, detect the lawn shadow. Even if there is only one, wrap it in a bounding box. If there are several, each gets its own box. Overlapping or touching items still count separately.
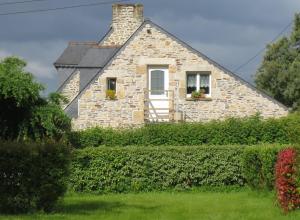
[56,200,161,215]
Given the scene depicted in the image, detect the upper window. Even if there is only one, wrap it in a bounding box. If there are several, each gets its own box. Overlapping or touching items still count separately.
[186,72,211,97]
[107,78,116,91]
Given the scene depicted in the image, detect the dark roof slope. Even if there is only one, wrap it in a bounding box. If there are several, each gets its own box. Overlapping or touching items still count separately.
[55,42,119,101]
[77,47,119,68]
[66,96,79,118]
[57,68,77,91]
[54,42,97,67]
[79,68,102,90]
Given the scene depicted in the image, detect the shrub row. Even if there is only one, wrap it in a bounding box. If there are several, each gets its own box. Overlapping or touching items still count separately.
[69,144,284,193]
[0,142,70,214]
[242,145,286,190]
[69,114,300,148]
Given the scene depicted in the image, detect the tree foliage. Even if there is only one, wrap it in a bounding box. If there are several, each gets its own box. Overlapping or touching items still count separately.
[0,56,71,141]
[255,13,300,110]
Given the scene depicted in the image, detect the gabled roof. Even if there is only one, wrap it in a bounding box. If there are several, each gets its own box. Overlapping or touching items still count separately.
[54,41,120,102]
[54,40,120,68]
[77,47,119,68]
[54,42,97,67]
[64,19,288,116]
[57,68,77,91]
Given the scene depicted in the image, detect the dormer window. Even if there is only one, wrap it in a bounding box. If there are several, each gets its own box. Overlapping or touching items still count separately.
[186,72,211,97]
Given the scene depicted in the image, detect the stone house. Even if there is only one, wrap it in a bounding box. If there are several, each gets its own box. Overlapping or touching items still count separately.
[54,3,288,130]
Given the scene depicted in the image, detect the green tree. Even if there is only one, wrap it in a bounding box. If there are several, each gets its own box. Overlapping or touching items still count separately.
[0,56,71,141]
[255,13,300,110]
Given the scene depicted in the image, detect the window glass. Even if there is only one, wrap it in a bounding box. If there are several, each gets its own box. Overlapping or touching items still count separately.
[107,78,116,91]
[186,72,211,96]
[151,70,164,95]
[187,74,197,94]
[200,74,210,94]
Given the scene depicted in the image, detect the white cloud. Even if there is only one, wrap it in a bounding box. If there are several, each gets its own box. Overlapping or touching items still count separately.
[0,50,12,59]
[25,60,55,79]
[0,47,56,79]
[0,41,64,94]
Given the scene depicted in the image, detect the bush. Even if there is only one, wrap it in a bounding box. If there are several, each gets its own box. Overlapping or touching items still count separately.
[242,145,286,190]
[0,57,71,142]
[275,148,300,212]
[0,141,71,214]
[70,145,246,193]
[69,114,300,148]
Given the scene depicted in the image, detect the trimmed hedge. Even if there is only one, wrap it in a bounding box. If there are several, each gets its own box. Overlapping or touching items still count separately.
[69,114,300,148]
[69,144,284,193]
[0,142,70,214]
[242,145,286,190]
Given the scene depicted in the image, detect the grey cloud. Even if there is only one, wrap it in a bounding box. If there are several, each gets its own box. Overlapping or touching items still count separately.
[152,14,283,47]
[145,0,299,28]
[0,1,112,42]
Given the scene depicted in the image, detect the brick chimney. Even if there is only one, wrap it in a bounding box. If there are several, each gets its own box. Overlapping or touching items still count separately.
[100,4,144,46]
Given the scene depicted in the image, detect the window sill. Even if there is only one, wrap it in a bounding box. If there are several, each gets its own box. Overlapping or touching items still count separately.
[185,97,212,101]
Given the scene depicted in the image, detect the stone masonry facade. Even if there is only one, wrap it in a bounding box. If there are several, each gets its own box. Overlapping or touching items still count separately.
[61,71,79,109]
[70,21,288,130]
[100,4,144,46]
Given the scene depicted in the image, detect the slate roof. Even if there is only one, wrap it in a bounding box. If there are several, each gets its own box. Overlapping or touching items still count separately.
[54,42,97,67]
[57,67,76,90]
[54,41,120,109]
[79,68,103,90]
[59,19,288,117]
[65,96,80,118]
[77,47,119,68]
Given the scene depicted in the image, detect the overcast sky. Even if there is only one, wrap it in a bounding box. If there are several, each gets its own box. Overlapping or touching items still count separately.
[0,0,300,94]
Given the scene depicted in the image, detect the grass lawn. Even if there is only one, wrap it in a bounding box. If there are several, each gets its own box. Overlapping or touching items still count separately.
[1,190,300,220]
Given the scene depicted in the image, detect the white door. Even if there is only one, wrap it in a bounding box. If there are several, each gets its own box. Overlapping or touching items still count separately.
[148,67,169,122]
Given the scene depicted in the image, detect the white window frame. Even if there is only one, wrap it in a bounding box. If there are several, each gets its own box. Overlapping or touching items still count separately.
[148,67,169,98]
[186,72,211,98]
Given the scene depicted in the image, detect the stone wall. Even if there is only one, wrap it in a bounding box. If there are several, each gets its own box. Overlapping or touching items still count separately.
[61,71,80,109]
[72,22,288,130]
[100,4,144,46]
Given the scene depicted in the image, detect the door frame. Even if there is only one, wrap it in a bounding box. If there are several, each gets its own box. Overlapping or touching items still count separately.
[148,66,169,99]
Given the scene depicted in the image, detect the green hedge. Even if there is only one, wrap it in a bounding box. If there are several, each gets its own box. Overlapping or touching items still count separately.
[242,145,287,190]
[0,142,70,214]
[69,114,300,148]
[69,145,284,193]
